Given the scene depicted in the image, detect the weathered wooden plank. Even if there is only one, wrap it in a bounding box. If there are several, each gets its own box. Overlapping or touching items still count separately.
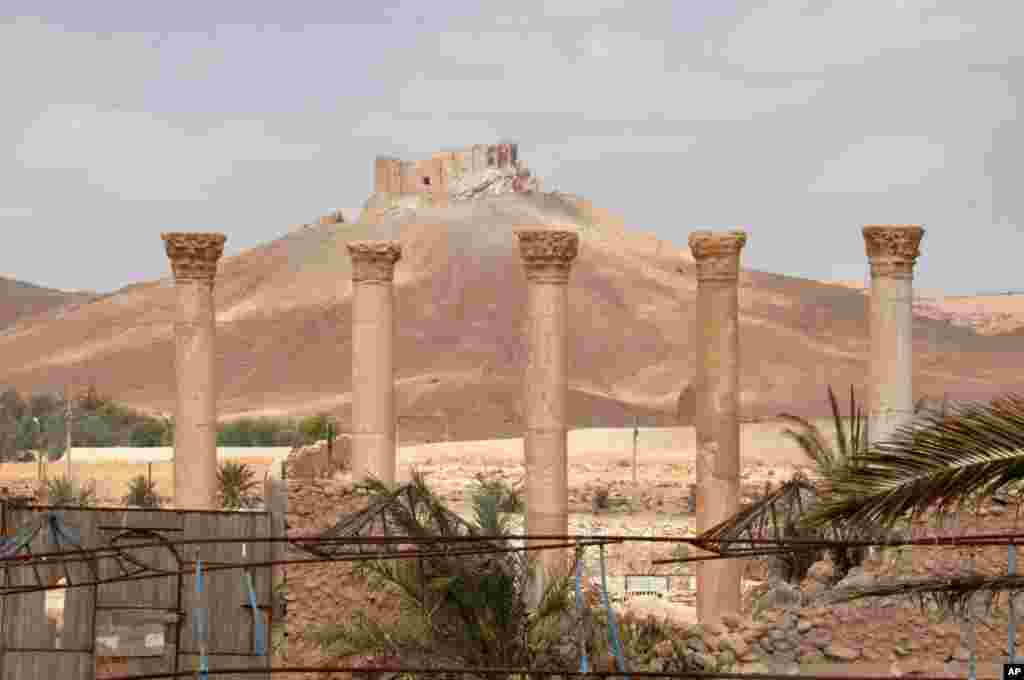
[3,508,59,651]
[94,509,182,676]
[112,646,176,680]
[95,608,180,656]
[264,478,287,622]
[179,652,270,680]
[96,509,182,610]
[1,650,91,680]
[179,511,271,678]
[59,509,98,652]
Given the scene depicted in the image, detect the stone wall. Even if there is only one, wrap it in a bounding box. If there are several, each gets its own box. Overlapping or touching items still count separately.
[276,478,404,680]
[285,436,351,479]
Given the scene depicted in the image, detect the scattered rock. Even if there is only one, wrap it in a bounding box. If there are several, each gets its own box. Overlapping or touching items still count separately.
[702,632,721,652]
[706,621,728,636]
[721,612,743,630]
[762,582,802,610]
[824,643,862,662]
[718,634,748,658]
[807,559,835,583]
[738,661,770,673]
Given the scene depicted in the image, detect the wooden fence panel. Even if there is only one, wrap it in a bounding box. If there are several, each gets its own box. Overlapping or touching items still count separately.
[179,511,271,680]
[1,507,88,680]
[0,505,274,680]
[2,651,91,679]
[94,509,183,679]
[59,509,99,653]
[95,509,182,609]
[2,508,58,650]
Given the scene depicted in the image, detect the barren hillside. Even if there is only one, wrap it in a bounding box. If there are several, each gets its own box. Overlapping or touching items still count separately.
[0,193,1021,443]
[0,276,99,332]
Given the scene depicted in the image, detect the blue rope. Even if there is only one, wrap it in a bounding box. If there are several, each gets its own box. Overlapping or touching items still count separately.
[194,556,209,680]
[46,511,80,548]
[574,545,589,673]
[246,570,265,655]
[598,542,629,678]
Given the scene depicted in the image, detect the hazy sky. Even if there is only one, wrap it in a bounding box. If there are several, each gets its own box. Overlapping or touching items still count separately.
[1,1,1020,295]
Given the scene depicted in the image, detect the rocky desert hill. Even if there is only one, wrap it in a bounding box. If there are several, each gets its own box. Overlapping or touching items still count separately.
[0,276,99,332]
[828,278,1024,336]
[0,189,1022,442]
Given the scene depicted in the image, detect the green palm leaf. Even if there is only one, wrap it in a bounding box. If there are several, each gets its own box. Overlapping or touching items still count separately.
[779,385,868,481]
[802,393,1024,531]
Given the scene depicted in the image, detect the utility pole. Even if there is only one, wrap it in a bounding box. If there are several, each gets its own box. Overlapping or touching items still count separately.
[632,414,639,486]
[64,388,73,486]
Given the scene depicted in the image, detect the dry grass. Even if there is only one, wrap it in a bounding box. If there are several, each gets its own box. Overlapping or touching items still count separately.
[0,456,274,504]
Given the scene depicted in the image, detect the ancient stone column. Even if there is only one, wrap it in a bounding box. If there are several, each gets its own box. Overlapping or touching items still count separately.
[516,228,578,608]
[688,229,747,624]
[347,241,402,485]
[162,232,226,510]
[863,225,924,445]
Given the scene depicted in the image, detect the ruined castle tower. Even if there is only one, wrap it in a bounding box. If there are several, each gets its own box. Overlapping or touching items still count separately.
[373,142,524,197]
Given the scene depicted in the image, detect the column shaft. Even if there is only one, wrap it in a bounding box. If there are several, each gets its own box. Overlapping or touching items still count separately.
[517,228,578,608]
[524,280,570,574]
[162,232,226,511]
[688,229,746,625]
[863,225,924,445]
[348,241,402,485]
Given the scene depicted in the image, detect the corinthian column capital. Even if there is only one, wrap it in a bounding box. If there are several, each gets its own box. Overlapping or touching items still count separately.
[687,230,748,282]
[862,225,924,279]
[161,232,226,283]
[515,229,579,284]
[347,240,402,283]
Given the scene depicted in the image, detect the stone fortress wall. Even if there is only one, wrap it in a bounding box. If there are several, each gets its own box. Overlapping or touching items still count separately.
[374,142,525,198]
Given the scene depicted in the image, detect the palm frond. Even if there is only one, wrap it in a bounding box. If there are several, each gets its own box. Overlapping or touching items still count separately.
[803,393,1024,530]
[824,572,1024,621]
[778,414,834,478]
[828,385,849,461]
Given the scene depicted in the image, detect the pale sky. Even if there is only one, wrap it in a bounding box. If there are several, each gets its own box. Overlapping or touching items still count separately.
[2,1,1020,295]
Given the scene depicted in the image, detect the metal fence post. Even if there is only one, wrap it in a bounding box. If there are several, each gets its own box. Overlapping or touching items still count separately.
[1011,543,1018,663]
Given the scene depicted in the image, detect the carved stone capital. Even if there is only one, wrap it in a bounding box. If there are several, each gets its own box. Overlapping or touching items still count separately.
[863,225,924,279]
[347,240,402,283]
[687,230,748,282]
[161,232,226,283]
[515,229,579,284]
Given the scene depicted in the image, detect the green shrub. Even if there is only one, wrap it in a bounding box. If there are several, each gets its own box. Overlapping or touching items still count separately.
[471,470,523,514]
[216,460,259,509]
[123,474,160,508]
[46,475,96,507]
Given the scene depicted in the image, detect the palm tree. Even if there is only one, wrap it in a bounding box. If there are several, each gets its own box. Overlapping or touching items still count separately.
[799,392,1024,614]
[779,384,869,481]
[305,470,604,675]
[216,461,260,510]
[777,384,872,580]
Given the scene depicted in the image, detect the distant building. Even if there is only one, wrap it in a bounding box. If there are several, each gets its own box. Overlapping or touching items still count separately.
[373,142,527,202]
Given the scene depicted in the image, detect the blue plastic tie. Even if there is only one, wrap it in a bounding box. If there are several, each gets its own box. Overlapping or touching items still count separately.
[246,571,265,655]
[575,545,590,673]
[599,542,629,679]
[46,512,80,548]
[195,556,209,679]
